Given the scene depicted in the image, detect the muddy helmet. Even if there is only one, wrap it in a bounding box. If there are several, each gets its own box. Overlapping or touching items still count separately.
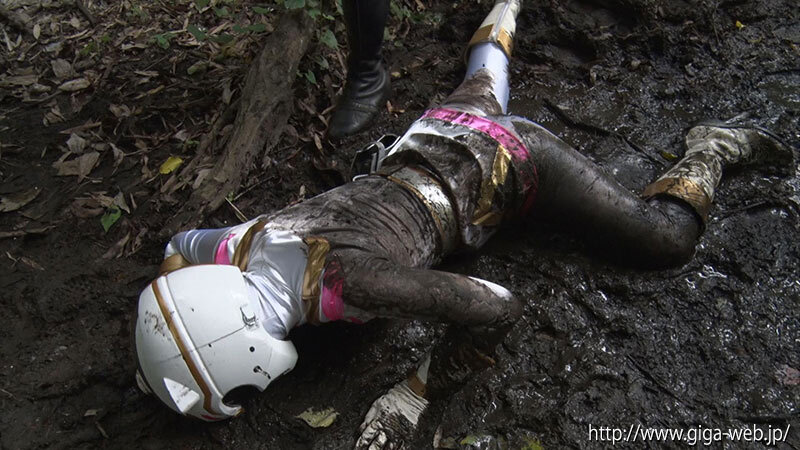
[134,265,297,421]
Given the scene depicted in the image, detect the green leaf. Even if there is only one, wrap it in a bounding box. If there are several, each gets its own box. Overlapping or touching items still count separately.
[285,0,305,9]
[214,6,230,17]
[195,0,210,9]
[307,8,321,19]
[304,69,316,85]
[317,56,329,69]
[232,24,247,34]
[660,150,679,161]
[210,33,235,44]
[187,24,207,41]
[159,156,184,174]
[100,206,122,232]
[319,28,337,49]
[187,61,208,75]
[153,33,174,49]
[246,23,267,32]
[253,6,271,14]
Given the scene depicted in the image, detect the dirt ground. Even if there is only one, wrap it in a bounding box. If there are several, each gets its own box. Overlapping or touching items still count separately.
[1,0,798,448]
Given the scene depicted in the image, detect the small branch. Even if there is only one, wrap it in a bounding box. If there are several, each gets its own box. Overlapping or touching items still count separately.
[74,0,97,26]
[543,97,661,165]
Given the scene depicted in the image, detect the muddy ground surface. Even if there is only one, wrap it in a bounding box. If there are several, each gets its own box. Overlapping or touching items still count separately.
[1,0,799,448]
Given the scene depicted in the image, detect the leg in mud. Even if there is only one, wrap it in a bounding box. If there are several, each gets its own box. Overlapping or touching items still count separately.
[512,118,794,267]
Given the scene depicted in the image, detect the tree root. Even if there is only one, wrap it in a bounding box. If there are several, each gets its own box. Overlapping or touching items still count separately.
[161,10,313,237]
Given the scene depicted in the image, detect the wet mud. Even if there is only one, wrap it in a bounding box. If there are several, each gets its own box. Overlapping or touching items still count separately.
[1,0,798,449]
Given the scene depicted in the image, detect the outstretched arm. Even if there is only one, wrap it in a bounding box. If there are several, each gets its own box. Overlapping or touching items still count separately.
[344,264,522,335]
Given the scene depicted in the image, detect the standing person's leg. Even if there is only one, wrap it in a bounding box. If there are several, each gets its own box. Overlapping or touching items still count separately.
[439,0,519,117]
[328,0,391,139]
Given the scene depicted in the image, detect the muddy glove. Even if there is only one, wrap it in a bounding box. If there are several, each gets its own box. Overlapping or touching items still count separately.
[355,379,429,450]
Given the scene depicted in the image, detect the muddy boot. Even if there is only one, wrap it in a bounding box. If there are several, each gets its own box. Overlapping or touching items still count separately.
[643,120,794,222]
[327,0,391,139]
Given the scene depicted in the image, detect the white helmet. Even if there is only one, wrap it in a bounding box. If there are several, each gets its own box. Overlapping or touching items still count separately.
[134,265,297,421]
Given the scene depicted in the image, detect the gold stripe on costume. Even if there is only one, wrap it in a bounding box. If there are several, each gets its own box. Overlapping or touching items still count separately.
[159,253,191,275]
[407,373,427,398]
[152,280,219,416]
[301,236,330,325]
[387,173,447,245]
[642,177,712,222]
[472,144,510,226]
[231,220,268,271]
[468,24,514,58]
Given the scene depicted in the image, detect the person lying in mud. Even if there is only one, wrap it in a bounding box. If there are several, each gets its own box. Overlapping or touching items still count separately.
[133,0,793,447]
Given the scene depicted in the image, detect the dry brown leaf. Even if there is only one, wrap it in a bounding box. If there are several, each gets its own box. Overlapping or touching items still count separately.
[30,83,51,94]
[0,74,38,87]
[58,78,91,92]
[113,192,130,214]
[70,198,104,218]
[108,103,131,118]
[51,58,74,79]
[32,23,41,40]
[53,151,99,180]
[43,105,66,126]
[69,17,81,29]
[173,130,190,142]
[222,80,233,104]
[0,187,41,213]
[66,133,87,153]
[110,143,125,168]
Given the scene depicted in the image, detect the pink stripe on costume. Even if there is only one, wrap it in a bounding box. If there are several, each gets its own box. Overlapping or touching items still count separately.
[420,108,539,212]
[214,233,235,265]
[321,276,344,321]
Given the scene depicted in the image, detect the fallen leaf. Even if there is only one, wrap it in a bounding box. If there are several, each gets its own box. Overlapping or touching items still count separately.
[113,192,130,213]
[0,74,38,87]
[51,58,74,79]
[173,130,190,142]
[53,151,100,180]
[66,133,87,153]
[735,20,745,29]
[70,17,81,29]
[70,198,105,217]
[110,144,125,168]
[295,407,338,428]
[186,61,208,75]
[222,80,233,104]
[58,78,91,92]
[159,156,183,174]
[100,206,122,232]
[33,24,41,40]
[0,187,41,213]
[108,104,131,118]
[84,409,98,417]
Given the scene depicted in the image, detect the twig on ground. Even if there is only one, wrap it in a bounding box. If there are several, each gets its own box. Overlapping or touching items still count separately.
[74,0,97,26]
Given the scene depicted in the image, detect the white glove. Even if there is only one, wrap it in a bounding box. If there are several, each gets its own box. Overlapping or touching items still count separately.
[355,379,429,450]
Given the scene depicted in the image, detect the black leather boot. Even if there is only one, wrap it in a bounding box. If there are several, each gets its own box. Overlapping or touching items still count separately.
[327,0,391,139]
